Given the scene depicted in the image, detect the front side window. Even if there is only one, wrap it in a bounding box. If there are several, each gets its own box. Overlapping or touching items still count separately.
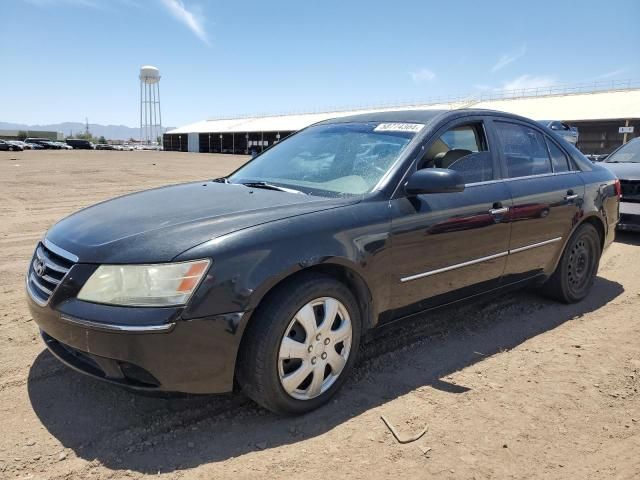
[229,122,421,196]
[419,123,493,184]
[495,122,552,178]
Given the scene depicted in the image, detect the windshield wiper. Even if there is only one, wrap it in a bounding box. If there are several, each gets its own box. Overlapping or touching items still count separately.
[212,177,230,183]
[240,181,305,194]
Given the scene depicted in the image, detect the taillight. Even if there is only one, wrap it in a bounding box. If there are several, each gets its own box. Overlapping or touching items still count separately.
[614,179,622,198]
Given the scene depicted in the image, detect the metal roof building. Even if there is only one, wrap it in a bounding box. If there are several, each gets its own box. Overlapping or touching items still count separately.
[165,82,640,155]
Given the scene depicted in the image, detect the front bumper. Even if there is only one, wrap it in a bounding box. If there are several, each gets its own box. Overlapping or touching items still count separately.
[27,292,249,394]
[617,201,640,233]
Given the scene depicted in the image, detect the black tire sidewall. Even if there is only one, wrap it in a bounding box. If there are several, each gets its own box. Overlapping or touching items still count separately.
[240,274,362,415]
[559,224,600,302]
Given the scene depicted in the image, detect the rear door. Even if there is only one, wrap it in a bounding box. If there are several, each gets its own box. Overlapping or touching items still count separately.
[493,120,585,283]
[389,117,512,318]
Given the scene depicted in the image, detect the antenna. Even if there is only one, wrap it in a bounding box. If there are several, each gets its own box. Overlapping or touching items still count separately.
[139,66,163,145]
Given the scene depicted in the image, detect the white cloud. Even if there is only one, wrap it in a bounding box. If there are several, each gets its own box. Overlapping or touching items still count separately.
[160,0,209,46]
[410,68,436,84]
[491,44,527,73]
[594,68,627,80]
[500,74,556,91]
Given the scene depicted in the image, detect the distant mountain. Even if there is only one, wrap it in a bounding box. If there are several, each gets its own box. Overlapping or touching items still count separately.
[0,122,175,140]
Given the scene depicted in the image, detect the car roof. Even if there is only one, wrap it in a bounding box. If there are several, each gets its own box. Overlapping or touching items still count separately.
[316,109,448,125]
[315,108,541,127]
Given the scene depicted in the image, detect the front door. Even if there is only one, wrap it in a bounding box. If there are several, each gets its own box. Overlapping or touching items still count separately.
[492,120,585,282]
[389,119,512,318]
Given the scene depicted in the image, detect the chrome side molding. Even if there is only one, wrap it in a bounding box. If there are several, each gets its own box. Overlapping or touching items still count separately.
[400,236,563,283]
[400,251,508,283]
[509,236,562,254]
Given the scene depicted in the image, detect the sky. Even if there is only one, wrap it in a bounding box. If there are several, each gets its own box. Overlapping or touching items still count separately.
[1,0,639,128]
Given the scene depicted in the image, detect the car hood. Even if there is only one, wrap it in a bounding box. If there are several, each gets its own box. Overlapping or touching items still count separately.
[46,181,359,263]
[601,162,640,181]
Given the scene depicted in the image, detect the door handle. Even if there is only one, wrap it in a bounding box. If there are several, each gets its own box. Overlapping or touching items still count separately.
[489,207,509,215]
[565,190,579,201]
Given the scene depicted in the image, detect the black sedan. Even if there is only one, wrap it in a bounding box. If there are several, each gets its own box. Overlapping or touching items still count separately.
[27,109,619,414]
[0,139,23,151]
[601,137,640,232]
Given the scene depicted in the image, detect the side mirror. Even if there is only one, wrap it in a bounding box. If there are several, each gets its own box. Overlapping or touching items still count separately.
[404,168,465,196]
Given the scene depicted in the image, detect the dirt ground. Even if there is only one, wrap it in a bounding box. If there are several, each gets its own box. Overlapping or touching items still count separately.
[1,150,639,480]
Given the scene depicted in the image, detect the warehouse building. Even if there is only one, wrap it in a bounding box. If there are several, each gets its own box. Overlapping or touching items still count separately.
[165,83,640,155]
[0,129,62,141]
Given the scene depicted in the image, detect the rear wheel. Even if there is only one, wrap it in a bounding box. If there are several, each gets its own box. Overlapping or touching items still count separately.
[542,223,601,303]
[237,273,361,415]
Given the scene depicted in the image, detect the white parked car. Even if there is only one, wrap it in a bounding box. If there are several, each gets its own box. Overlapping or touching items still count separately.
[8,140,33,150]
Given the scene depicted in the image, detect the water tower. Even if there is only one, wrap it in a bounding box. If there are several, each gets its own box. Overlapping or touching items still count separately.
[139,65,162,145]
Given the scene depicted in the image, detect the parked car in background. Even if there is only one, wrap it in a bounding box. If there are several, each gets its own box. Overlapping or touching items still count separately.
[0,139,23,151]
[8,140,32,150]
[24,137,56,149]
[602,137,640,232]
[26,109,619,415]
[538,120,579,145]
[585,153,609,162]
[95,143,115,150]
[53,142,73,150]
[19,141,44,149]
[66,139,94,150]
[25,138,60,149]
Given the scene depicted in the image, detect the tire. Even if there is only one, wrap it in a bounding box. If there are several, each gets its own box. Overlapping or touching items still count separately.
[9,146,15,151]
[541,223,601,303]
[237,272,361,415]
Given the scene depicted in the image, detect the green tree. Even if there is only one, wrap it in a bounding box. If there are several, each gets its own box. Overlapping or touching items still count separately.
[98,136,107,144]
[17,130,28,140]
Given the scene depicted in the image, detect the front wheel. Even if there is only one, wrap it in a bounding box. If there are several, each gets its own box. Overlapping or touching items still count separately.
[541,223,601,303]
[237,273,361,415]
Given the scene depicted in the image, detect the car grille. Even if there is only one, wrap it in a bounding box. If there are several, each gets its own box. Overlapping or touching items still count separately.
[27,242,76,305]
[620,180,640,202]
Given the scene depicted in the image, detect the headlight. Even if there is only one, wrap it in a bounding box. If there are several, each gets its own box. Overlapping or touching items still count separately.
[77,259,211,307]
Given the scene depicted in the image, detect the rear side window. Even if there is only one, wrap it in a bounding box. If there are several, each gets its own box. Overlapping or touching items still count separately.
[495,122,552,178]
[546,139,571,172]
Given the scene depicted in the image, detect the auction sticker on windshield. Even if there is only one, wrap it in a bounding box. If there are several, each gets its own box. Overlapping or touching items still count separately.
[374,123,425,133]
